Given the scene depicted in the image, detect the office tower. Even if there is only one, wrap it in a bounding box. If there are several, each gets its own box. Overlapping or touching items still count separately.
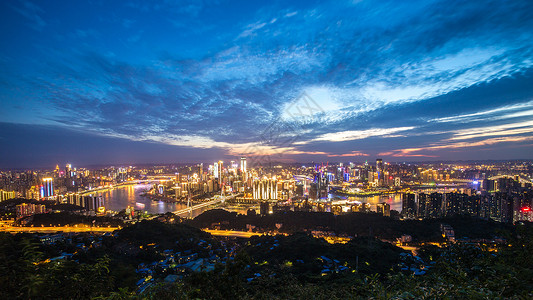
[376,159,384,186]
[41,178,54,198]
[213,162,219,179]
[376,202,391,217]
[197,164,203,181]
[253,179,278,200]
[240,157,247,173]
[336,166,343,184]
[218,161,224,181]
[66,164,72,178]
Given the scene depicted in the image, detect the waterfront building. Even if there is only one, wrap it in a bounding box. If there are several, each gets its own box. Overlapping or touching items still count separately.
[376,202,390,217]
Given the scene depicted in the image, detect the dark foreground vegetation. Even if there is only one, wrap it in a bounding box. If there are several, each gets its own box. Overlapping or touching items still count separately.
[0,214,532,299]
[189,209,514,241]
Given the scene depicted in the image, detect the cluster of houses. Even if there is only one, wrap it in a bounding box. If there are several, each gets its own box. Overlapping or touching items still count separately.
[399,252,434,275]
[135,239,229,293]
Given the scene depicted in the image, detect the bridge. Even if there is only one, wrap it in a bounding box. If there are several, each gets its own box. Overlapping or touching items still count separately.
[173,194,236,217]
[79,180,168,195]
[488,175,532,184]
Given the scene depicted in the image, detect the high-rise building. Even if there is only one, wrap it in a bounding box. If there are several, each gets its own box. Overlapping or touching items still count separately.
[376,202,391,217]
[427,192,444,218]
[41,178,54,198]
[376,159,384,186]
[402,193,416,218]
[213,162,219,179]
[218,161,224,183]
[16,203,47,219]
[253,179,278,200]
[240,157,247,173]
[0,190,17,201]
[66,164,72,178]
[260,201,270,215]
[417,193,427,217]
[197,164,203,181]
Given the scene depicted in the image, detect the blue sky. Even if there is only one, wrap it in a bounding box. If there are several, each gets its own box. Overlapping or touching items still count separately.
[1,0,533,167]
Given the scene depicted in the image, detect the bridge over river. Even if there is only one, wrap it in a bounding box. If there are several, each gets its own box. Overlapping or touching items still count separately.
[173,194,237,217]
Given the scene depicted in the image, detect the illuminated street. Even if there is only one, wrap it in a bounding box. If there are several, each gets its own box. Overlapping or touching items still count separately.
[0,224,118,233]
[203,229,263,238]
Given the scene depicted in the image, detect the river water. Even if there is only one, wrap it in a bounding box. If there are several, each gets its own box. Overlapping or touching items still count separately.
[96,184,187,214]
[343,194,403,212]
[96,184,446,216]
[95,184,405,215]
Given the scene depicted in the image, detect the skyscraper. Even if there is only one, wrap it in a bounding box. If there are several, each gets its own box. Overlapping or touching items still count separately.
[41,178,54,198]
[213,162,219,179]
[402,193,416,218]
[376,159,384,186]
[218,161,223,181]
[377,202,391,217]
[240,157,247,173]
[197,163,203,181]
[65,164,72,178]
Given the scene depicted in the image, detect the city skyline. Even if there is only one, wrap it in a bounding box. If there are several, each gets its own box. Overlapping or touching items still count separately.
[1,0,533,168]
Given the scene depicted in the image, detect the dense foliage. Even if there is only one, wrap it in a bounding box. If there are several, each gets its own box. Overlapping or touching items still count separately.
[189,210,513,241]
[0,218,531,299]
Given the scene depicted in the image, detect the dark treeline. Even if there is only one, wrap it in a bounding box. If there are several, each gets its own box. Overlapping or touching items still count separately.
[188,209,514,241]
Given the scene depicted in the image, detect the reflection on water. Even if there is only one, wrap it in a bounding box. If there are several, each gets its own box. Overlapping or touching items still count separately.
[93,184,243,217]
[95,184,186,214]
[97,185,445,216]
[343,194,403,212]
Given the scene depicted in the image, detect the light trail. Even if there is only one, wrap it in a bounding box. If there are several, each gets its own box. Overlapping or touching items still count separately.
[0,225,119,233]
[203,229,262,238]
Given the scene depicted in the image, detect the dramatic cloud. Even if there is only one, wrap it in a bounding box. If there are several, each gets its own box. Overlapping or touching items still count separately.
[1,0,532,167]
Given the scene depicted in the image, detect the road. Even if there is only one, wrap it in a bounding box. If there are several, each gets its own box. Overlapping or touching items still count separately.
[1,223,262,238]
[203,229,263,238]
[0,224,119,233]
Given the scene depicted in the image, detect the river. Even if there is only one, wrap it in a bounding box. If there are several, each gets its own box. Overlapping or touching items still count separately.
[94,184,447,216]
[93,184,188,215]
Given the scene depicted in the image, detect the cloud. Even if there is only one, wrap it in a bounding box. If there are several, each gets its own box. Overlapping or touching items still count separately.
[2,0,533,163]
[327,151,369,157]
[431,100,533,123]
[296,127,415,144]
[382,135,533,157]
[449,120,533,141]
[10,0,46,31]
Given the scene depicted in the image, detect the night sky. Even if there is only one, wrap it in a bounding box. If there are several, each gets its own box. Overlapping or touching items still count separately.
[1,0,533,168]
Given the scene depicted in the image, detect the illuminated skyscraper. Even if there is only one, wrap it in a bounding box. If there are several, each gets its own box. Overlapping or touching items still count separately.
[376,202,391,217]
[197,163,203,181]
[213,162,219,179]
[41,178,54,198]
[376,159,384,186]
[218,161,223,180]
[402,193,416,218]
[253,179,278,200]
[240,157,247,173]
[66,164,72,178]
